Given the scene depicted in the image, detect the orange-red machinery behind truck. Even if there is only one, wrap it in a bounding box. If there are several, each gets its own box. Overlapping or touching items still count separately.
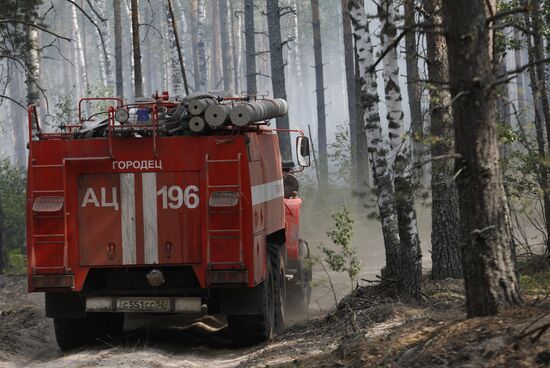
[26,93,312,350]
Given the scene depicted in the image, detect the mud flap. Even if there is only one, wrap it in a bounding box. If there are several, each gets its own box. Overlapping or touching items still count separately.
[46,292,86,319]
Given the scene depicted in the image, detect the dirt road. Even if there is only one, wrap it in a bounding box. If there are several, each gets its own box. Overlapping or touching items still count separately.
[0,209,434,368]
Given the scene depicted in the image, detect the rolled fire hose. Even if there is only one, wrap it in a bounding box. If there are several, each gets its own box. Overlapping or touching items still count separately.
[205,104,232,128]
[189,116,206,132]
[188,98,216,116]
[230,98,288,126]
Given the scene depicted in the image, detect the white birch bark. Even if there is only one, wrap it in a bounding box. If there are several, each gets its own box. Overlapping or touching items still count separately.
[71,5,84,97]
[349,0,400,278]
[378,0,422,298]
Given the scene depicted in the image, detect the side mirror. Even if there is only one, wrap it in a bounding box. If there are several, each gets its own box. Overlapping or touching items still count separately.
[296,136,311,168]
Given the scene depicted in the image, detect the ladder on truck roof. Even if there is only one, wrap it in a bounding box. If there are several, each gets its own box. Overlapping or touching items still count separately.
[205,153,244,268]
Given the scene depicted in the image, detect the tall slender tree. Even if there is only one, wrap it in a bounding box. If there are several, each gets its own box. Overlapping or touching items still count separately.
[130,0,143,98]
[442,0,522,317]
[404,0,424,185]
[244,0,257,95]
[341,0,358,186]
[424,0,462,279]
[311,0,328,188]
[266,0,292,161]
[219,0,235,93]
[196,0,207,91]
[349,0,400,279]
[114,0,124,99]
[379,0,422,299]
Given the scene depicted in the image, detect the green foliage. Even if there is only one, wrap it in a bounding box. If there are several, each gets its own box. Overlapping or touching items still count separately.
[51,95,76,128]
[0,159,26,253]
[320,205,360,290]
[6,248,25,275]
[520,271,550,295]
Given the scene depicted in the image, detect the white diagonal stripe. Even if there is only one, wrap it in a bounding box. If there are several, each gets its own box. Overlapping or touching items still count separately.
[251,179,284,206]
[120,173,136,265]
[142,173,159,264]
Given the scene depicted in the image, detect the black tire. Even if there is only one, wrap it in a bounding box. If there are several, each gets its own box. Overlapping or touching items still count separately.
[54,313,124,351]
[54,317,93,351]
[227,259,275,344]
[269,244,286,333]
[287,240,312,317]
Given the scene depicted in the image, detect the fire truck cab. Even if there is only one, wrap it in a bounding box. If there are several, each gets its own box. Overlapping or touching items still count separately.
[26,94,312,349]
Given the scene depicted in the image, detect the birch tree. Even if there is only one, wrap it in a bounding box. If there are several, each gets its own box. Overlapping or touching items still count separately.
[165,0,183,95]
[349,0,400,279]
[378,0,422,298]
[71,5,88,97]
[424,0,461,279]
[442,0,522,317]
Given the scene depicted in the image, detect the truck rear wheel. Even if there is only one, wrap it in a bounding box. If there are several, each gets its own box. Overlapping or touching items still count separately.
[227,259,275,344]
[270,245,286,333]
[287,240,312,317]
[54,313,124,351]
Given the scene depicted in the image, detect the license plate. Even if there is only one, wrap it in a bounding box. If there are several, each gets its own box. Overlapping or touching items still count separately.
[116,297,171,312]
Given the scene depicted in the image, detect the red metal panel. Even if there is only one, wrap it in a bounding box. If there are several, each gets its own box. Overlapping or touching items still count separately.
[78,174,122,266]
[155,172,202,264]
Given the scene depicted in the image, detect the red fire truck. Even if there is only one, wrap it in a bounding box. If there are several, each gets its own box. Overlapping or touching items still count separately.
[26,93,312,349]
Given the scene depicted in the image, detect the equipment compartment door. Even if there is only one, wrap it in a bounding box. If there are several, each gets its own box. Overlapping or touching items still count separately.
[151,172,202,264]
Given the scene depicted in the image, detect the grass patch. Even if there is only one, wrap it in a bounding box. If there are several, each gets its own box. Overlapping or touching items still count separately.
[520,271,550,294]
[6,249,26,275]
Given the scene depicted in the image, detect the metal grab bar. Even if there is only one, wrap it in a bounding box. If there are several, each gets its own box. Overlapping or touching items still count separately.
[107,104,159,159]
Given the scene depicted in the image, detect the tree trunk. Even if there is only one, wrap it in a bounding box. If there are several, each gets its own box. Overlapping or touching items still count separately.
[114,0,124,99]
[131,0,143,98]
[525,9,550,252]
[424,0,462,280]
[311,0,328,189]
[442,0,522,317]
[92,0,113,86]
[379,0,422,299]
[244,0,257,95]
[190,0,201,91]
[0,202,4,274]
[355,43,370,196]
[211,2,222,90]
[9,72,26,167]
[513,27,526,115]
[267,0,292,161]
[341,0,358,190]
[230,0,241,93]
[404,0,425,186]
[165,0,183,95]
[166,0,190,96]
[196,0,207,91]
[349,0,400,280]
[219,0,235,93]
